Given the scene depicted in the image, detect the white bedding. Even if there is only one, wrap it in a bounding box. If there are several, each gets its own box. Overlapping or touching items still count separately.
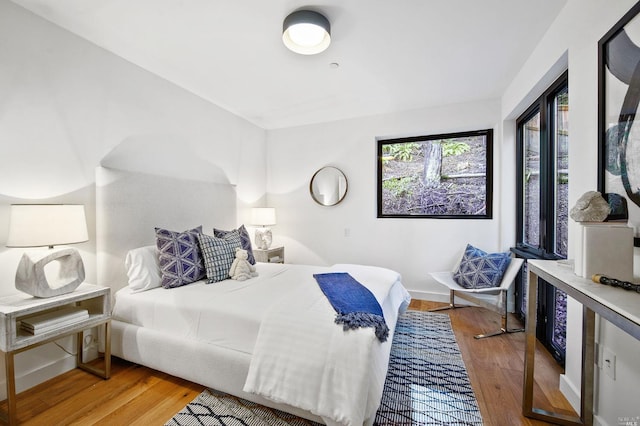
[112,262,411,425]
[113,262,297,354]
[244,263,409,426]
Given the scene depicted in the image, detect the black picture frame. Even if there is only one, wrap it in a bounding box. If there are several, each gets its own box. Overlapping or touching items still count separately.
[377,129,493,219]
[598,1,640,245]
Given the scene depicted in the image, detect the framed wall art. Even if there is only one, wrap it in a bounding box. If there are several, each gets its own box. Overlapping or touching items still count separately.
[598,1,640,244]
[377,129,493,219]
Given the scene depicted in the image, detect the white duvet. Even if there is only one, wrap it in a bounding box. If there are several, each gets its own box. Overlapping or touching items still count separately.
[112,262,410,426]
[243,264,410,426]
[113,263,297,354]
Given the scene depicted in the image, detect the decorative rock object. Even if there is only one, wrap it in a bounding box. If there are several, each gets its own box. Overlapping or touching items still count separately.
[15,248,85,298]
[569,191,611,222]
[604,193,629,221]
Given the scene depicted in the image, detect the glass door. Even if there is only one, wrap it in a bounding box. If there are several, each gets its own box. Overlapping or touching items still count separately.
[514,72,568,365]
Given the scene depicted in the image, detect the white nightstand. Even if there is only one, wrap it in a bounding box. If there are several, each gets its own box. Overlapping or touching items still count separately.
[254,246,285,263]
[0,283,111,425]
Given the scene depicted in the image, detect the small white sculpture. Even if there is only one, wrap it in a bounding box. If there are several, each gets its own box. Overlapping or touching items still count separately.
[229,248,258,281]
[15,248,85,298]
[254,228,272,250]
[569,191,611,222]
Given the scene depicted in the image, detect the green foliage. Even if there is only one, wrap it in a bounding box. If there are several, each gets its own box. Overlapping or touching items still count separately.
[442,141,470,157]
[381,148,394,167]
[383,143,420,162]
[558,172,569,184]
[383,176,414,197]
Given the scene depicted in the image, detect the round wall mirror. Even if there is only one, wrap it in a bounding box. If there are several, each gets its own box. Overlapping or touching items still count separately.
[310,166,348,206]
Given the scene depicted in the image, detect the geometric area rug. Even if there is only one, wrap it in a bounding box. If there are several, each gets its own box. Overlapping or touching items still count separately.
[165,310,482,426]
[374,310,483,425]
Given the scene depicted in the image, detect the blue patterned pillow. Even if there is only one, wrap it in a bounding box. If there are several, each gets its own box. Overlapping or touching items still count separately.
[213,225,255,265]
[155,226,206,289]
[453,244,511,289]
[198,231,242,283]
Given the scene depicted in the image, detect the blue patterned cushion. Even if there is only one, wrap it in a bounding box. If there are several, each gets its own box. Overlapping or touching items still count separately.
[453,244,511,289]
[155,226,206,289]
[213,225,255,265]
[198,231,242,283]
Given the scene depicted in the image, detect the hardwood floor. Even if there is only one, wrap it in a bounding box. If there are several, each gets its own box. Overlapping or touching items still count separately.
[2,301,575,425]
[409,299,576,426]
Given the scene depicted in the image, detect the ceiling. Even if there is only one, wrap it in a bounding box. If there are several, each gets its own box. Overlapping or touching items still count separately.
[11,0,567,129]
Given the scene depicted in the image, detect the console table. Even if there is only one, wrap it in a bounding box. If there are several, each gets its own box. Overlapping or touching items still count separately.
[524,260,640,426]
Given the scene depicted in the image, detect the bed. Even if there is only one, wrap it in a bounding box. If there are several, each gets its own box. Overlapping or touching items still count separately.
[96,166,411,426]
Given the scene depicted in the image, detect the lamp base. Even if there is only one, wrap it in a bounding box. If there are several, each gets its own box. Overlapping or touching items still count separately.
[15,248,85,298]
[254,228,273,250]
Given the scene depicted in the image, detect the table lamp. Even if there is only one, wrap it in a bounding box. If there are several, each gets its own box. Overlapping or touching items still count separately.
[6,204,88,298]
[251,208,276,250]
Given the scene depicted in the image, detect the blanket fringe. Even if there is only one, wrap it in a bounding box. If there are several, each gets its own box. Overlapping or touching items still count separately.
[335,312,389,342]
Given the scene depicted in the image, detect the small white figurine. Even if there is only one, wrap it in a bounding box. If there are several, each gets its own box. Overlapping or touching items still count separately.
[229,248,258,281]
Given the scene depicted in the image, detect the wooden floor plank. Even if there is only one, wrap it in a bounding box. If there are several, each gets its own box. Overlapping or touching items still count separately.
[88,377,200,426]
[3,300,575,425]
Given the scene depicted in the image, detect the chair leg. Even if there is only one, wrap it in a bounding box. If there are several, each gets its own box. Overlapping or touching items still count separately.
[474,291,525,339]
[428,290,462,312]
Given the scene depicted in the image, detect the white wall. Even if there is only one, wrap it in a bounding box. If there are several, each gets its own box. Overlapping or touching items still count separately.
[503,0,640,423]
[265,98,507,299]
[0,1,265,397]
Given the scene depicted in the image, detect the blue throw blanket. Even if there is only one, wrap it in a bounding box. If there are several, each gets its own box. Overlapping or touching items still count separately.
[313,272,389,342]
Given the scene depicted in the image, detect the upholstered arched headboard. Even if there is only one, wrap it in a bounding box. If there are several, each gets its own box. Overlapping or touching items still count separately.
[95,166,237,295]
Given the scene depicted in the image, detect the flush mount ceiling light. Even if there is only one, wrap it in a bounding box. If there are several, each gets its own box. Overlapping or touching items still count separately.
[282,10,331,55]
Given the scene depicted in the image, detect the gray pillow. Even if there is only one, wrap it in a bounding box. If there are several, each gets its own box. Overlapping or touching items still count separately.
[214,225,255,265]
[198,231,242,283]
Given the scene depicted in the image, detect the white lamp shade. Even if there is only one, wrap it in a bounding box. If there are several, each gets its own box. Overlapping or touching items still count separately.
[251,208,276,226]
[282,10,331,55]
[6,204,89,248]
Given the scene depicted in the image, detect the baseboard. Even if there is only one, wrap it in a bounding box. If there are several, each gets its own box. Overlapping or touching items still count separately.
[408,289,518,313]
[559,376,609,426]
[407,289,449,303]
[0,338,100,400]
[0,354,76,400]
[559,373,580,413]
[593,414,609,426]
[407,289,483,308]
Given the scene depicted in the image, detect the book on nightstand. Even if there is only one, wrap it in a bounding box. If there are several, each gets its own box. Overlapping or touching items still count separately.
[20,307,89,335]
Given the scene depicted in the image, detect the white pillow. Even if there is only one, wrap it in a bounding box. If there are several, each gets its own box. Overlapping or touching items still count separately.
[125,245,162,292]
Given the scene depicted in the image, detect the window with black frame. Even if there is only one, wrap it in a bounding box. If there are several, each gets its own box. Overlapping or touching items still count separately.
[377,129,493,219]
[513,71,568,365]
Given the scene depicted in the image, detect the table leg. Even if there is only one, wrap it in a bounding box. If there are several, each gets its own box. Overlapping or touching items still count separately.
[522,268,538,415]
[76,321,111,379]
[4,351,16,426]
[522,270,584,425]
[580,306,595,426]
